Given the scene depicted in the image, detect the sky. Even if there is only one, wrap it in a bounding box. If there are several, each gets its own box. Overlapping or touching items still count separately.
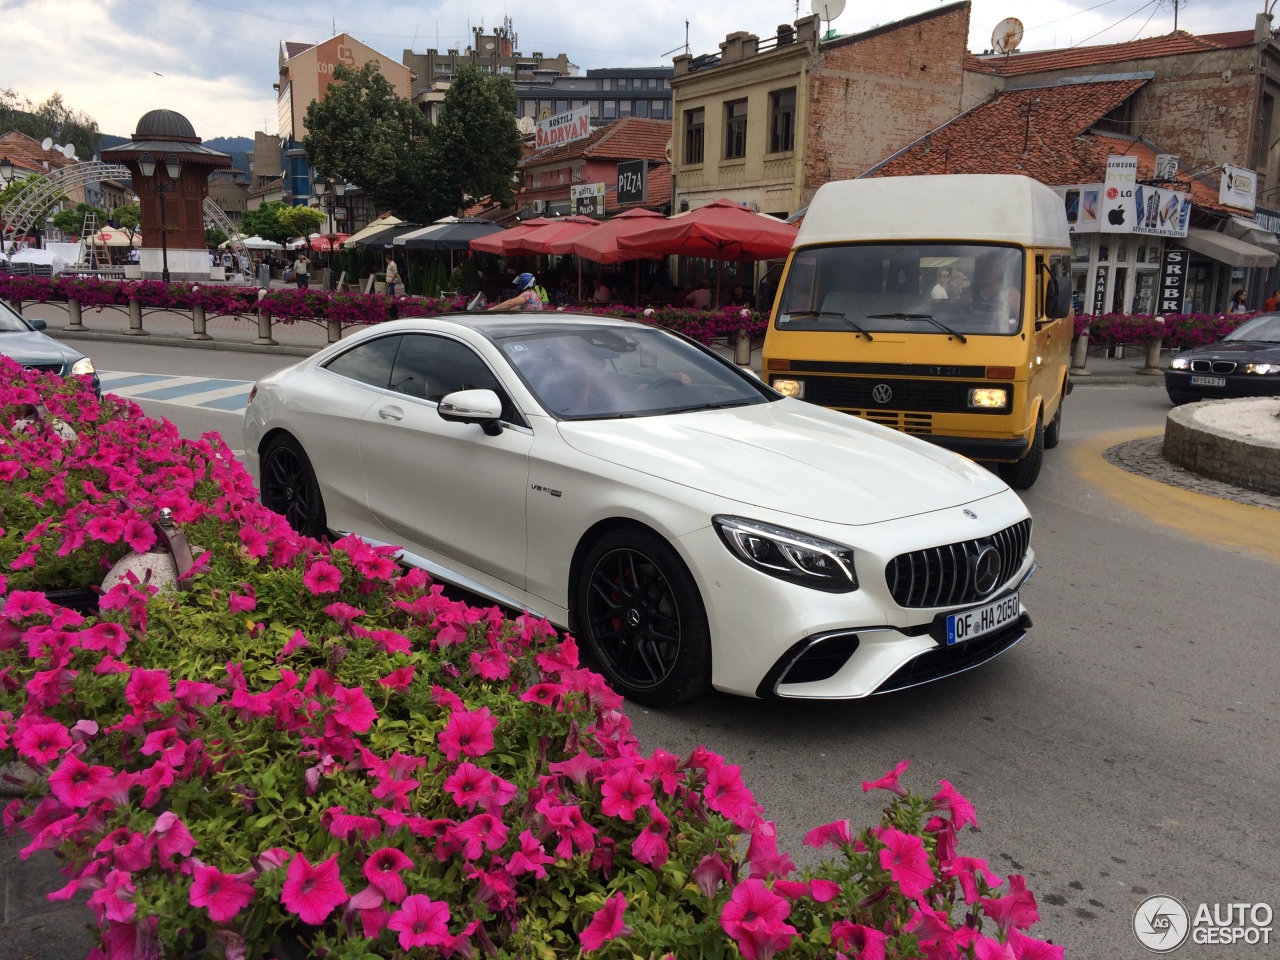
[0,0,1268,142]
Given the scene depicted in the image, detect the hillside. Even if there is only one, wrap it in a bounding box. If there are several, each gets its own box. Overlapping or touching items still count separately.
[98,133,253,172]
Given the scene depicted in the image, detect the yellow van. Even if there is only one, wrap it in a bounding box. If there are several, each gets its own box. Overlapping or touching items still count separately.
[762,174,1074,488]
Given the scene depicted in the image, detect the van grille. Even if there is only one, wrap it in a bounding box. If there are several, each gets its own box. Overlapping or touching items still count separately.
[885,518,1032,609]
[803,376,1005,415]
[844,409,933,434]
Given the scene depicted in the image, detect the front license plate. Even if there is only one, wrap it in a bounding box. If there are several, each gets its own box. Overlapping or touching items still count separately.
[1189,375,1226,387]
[946,593,1020,645]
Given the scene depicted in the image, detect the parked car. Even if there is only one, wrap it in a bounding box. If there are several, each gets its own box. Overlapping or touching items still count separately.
[1165,313,1280,404]
[243,315,1035,706]
[0,300,99,394]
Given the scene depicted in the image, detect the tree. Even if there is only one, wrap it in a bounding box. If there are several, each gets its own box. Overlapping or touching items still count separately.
[303,63,440,223]
[205,226,228,248]
[240,201,294,245]
[0,89,101,161]
[428,64,523,213]
[113,205,141,244]
[51,202,108,237]
[277,205,326,247]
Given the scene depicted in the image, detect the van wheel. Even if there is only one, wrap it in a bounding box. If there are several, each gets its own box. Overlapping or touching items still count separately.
[1000,417,1044,490]
[1044,395,1064,449]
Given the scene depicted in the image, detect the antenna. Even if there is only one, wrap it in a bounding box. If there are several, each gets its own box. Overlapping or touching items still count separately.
[660,20,690,59]
[991,17,1024,55]
[810,0,846,35]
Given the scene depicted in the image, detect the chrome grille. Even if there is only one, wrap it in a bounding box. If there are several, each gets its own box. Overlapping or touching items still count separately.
[885,518,1032,609]
[23,362,65,375]
[1190,360,1237,374]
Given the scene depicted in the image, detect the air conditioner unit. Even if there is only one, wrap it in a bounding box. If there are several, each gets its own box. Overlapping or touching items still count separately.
[531,200,546,213]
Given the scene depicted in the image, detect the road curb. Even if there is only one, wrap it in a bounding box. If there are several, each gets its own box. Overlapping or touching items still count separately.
[49,328,319,358]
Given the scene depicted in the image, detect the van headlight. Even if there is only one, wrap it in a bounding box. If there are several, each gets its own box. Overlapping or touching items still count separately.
[70,358,95,376]
[968,387,1009,409]
[1169,357,1190,370]
[772,377,805,398]
[713,515,857,592]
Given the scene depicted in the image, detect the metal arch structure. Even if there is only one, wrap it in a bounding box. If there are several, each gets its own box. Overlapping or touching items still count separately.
[202,197,249,270]
[1,161,132,242]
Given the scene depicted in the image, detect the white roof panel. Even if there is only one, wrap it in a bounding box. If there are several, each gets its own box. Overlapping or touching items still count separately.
[798,175,1071,249]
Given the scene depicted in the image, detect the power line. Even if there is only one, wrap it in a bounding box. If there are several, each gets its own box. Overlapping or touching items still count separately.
[1024,0,1123,34]
[119,0,273,49]
[1070,0,1160,49]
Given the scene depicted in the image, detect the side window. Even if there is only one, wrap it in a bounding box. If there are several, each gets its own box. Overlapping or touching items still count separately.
[390,335,522,424]
[324,336,401,388]
[1035,254,1045,318]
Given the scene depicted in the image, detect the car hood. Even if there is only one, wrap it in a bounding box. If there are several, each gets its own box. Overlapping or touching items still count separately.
[557,399,1009,526]
[0,331,83,366]
[1179,340,1280,361]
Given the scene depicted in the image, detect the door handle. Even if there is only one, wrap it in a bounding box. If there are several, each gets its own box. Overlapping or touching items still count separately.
[378,405,404,422]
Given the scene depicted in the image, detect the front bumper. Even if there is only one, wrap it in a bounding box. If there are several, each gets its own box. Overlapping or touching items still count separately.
[673,492,1035,699]
[1164,370,1280,399]
[926,435,1030,462]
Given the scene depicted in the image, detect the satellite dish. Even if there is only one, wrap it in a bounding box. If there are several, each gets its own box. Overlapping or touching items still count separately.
[810,0,846,24]
[664,139,673,163]
[59,144,76,159]
[41,137,53,151]
[992,17,1024,54]
[484,41,495,50]
[516,116,535,135]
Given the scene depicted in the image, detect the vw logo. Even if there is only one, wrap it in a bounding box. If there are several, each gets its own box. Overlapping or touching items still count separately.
[625,609,642,627]
[971,545,1002,596]
[871,383,893,404]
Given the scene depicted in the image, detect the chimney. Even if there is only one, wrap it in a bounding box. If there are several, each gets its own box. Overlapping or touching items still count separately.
[777,24,795,46]
[1256,12,1273,45]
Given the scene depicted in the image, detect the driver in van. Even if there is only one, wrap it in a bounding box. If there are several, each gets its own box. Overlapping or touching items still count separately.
[965,251,1021,323]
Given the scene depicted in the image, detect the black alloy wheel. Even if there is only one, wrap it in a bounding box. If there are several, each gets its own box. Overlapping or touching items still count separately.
[576,528,711,707]
[260,434,328,539]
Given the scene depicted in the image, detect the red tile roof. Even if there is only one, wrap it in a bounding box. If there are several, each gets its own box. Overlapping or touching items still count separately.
[520,117,671,167]
[867,80,1242,214]
[0,131,77,175]
[967,29,1256,77]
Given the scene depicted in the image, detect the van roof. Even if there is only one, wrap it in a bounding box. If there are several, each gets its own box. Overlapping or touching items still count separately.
[798,175,1071,249]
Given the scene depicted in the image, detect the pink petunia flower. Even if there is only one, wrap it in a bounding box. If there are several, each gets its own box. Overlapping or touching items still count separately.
[745,820,794,879]
[277,630,309,662]
[96,829,152,872]
[600,765,653,822]
[631,823,669,867]
[803,819,852,849]
[703,760,758,828]
[148,811,196,862]
[15,720,71,765]
[387,894,451,951]
[943,856,1003,904]
[47,753,113,807]
[507,830,556,879]
[580,892,631,952]
[88,869,137,924]
[437,707,499,761]
[877,827,935,902]
[302,560,343,595]
[1007,927,1066,960]
[227,586,257,614]
[329,685,377,733]
[189,864,256,923]
[862,759,910,796]
[79,622,129,655]
[124,668,172,713]
[280,852,347,925]
[832,921,888,960]
[981,875,1040,933]
[121,517,157,552]
[720,880,796,960]
[932,779,979,831]
[363,847,414,904]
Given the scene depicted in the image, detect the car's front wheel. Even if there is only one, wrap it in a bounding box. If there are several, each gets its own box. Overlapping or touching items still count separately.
[574,528,711,707]
[260,433,328,539]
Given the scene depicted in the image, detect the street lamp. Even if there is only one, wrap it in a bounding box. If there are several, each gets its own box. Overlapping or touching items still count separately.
[0,156,13,185]
[313,177,348,248]
[138,152,182,282]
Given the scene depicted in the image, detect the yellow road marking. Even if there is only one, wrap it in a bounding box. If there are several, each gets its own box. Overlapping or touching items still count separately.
[1071,427,1280,564]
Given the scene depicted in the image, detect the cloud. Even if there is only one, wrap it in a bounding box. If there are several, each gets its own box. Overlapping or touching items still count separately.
[0,0,1269,140]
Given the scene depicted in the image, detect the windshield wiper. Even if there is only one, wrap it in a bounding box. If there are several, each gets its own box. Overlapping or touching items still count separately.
[786,310,874,341]
[662,399,754,416]
[865,312,968,344]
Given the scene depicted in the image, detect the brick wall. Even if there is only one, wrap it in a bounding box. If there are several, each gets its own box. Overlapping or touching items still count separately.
[803,3,971,202]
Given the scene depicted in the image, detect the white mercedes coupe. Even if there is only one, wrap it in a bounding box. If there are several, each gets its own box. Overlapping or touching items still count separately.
[243,314,1035,706]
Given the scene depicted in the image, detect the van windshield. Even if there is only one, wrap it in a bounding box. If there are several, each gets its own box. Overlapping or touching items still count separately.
[775,243,1026,337]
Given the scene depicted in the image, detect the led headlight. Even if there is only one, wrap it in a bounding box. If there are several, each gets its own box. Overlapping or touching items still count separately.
[772,377,805,398]
[1169,357,1190,370]
[713,515,857,592]
[968,387,1009,409]
[70,358,95,376]
[1241,362,1280,374]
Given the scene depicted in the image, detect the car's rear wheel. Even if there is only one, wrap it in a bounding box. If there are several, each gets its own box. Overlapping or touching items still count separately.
[575,528,711,707]
[260,434,327,539]
[999,416,1044,490]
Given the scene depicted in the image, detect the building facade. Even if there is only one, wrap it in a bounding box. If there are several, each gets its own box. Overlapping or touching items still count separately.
[403,19,572,89]
[515,68,674,125]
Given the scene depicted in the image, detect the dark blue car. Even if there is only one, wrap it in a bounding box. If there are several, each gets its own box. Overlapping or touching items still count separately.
[1166,313,1280,405]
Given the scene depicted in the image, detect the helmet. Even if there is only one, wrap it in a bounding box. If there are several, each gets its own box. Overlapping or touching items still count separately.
[515,272,536,292]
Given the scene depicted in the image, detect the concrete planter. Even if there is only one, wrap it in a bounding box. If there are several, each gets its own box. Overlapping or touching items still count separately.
[1164,398,1280,496]
[123,264,142,279]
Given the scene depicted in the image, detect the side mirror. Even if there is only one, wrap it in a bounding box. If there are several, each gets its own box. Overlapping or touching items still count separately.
[438,388,503,436]
[1044,276,1072,319]
[28,318,47,331]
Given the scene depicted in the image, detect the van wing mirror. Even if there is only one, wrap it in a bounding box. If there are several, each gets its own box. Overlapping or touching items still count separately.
[1044,276,1072,319]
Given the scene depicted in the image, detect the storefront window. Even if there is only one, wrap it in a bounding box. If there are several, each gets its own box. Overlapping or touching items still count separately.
[1112,268,1128,313]
[1133,272,1157,313]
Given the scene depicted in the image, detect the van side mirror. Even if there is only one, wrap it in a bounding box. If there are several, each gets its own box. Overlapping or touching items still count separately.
[1044,276,1072,319]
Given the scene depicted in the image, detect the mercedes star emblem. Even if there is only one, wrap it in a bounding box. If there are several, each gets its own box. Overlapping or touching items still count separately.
[964,509,978,519]
[871,383,893,404]
[626,609,642,627]
[971,545,1002,596]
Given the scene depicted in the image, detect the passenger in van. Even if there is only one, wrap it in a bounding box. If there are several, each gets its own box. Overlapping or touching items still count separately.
[946,270,968,299]
[931,268,951,299]
[965,251,1020,322]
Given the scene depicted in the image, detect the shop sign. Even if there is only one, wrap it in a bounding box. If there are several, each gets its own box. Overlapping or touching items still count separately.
[1254,209,1280,234]
[1092,265,1108,315]
[616,160,647,205]
[1101,155,1139,231]
[536,106,591,151]
[1051,184,1102,234]
[1132,183,1191,238]
[1155,154,1179,180]
[1220,164,1257,211]
[1158,247,1188,314]
[570,182,605,216]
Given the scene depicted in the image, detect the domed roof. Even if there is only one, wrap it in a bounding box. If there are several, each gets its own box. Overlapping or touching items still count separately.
[133,109,198,141]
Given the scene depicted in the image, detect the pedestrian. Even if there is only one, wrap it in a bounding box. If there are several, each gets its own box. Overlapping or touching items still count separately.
[220,250,233,276]
[384,255,401,297]
[729,283,751,306]
[1229,290,1250,313]
[294,252,311,290]
[593,277,611,304]
[488,272,545,312]
[1264,289,1280,312]
[684,279,712,310]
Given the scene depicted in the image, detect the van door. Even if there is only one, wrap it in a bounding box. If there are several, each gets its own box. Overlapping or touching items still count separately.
[1031,252,1067,428]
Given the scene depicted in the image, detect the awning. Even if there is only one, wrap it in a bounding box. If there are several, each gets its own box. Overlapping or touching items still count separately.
[1222,215,1280,253]
[1177,227,1278,268]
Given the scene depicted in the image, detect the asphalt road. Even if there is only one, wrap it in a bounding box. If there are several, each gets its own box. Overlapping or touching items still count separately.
[56,343,1280,957]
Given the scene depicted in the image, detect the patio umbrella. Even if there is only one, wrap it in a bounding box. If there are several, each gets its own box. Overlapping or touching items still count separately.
[241,236,285,251]
[399,219,505,251]
[311,233,349,253]
[546,209,666,306]
[91,229,141,247]
[468,217,554,255]
[343,215,404,249]
[351,223,422,249]
[500,215,599,257]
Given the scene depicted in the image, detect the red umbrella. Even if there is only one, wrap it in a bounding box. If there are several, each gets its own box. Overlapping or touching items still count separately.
[468,217,554,255]
[499,215,599,257]
[546,208,665,263]
[312,234,349,253]
[615,198,797,261]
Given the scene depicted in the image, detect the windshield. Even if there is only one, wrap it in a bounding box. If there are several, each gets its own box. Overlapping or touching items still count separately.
[775,243,1026,337]
[0,300,32,333]
[1225,313,1280,343]
[496,325,771,420]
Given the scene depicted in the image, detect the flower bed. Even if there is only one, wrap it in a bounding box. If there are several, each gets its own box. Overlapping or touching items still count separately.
[0,360,1064,959]
[0,276,766,346]
[1074,312,1250,349]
